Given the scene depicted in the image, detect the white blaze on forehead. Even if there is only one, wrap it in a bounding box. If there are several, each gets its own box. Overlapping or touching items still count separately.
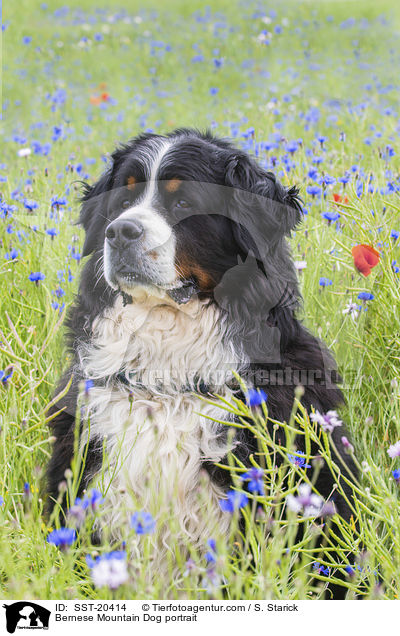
[141,138,172,205]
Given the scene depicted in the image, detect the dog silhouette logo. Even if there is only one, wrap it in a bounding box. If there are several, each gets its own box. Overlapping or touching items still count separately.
[2,602,50,633]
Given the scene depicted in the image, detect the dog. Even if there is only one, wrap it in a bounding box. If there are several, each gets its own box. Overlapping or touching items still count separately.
[47,128,357,591]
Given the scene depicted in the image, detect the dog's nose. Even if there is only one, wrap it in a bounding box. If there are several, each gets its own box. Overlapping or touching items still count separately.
[105,218,144,248]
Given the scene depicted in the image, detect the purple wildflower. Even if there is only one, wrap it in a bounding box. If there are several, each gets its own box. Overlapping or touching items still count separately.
[86,551,128,589]
[388,441,400,459]
[341,436,354,453]
[310,409,342,433]
[286,483,324,518]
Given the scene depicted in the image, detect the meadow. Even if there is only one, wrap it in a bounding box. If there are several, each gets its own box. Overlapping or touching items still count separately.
[1,0,400,599]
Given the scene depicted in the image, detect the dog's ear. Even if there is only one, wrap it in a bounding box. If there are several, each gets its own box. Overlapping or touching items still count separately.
[79,170,113,257]
[225,154,303,256]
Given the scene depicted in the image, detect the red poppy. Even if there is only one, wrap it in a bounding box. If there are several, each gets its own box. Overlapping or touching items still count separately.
[333,193,349,204]
[351,244,380,276]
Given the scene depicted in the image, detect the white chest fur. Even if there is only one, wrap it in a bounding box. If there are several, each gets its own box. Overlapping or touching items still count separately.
[78,290,245,550]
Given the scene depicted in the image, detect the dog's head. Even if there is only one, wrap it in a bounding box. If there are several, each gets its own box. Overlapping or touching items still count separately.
[79,129,302,347]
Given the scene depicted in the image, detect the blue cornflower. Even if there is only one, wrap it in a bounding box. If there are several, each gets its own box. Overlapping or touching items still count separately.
[286,141,299,154]
[68,497,89,526]
[52,126,63,142]
[51,196,67,207]
[54,287,65,298]
[317,135,328,146]
[392,469,400,482]
[22,36,32,44]
[68,488,103,526]
[29,272,45,284]
[319,277,333,287]
[246,388,268,407]
[287,452,311,469]
[209,87,219,95]
[322,211,340,223]
[320,174,336,186]
[392,261,400,274]
[74,497,89,511]
[205,538,217,564]
[51,302,65,312]
[70,249,81,261]
[5,248,19,260]
[84,379,94,395]
[88,489,104,510]
[386,145,395,157]
[23,199,39,211]
[240,467,264,495]
[0,496,4,506]
[313,561,330,576]
[390,230,399,241]
[219,490,248,513]
[47,527,76,549]
[306,185,322,198]
[357,292,374,301]
[130,511,156,535]
[0,367,14,386]
[345,563,363,576]
[46,228,59,238]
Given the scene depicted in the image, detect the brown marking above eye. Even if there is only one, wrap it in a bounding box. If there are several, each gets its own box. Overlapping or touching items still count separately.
[165,178,182,193]
[177,252,215,291]
[127,176,136,190]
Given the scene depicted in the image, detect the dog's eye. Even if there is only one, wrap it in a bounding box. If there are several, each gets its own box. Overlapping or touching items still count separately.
[121,200,131,209]
[175,199,190,209]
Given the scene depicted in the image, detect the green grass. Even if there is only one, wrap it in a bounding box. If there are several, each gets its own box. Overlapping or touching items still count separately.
[1,0,400,599]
